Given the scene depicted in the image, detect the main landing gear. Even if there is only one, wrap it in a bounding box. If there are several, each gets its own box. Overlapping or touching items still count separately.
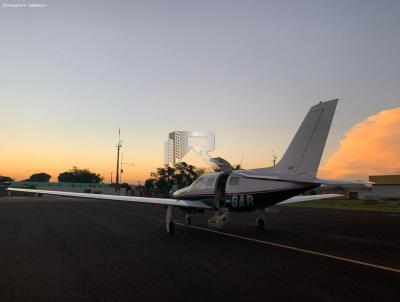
[166,205,175,235]
[185,214,192,225]
[256,208,267,230]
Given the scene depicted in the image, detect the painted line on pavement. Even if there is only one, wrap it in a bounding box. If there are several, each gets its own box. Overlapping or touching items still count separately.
[176,223,400,274]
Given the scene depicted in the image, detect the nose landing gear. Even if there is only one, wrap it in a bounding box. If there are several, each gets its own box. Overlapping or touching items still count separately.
[256,208,267,230]
[256,217,265,230]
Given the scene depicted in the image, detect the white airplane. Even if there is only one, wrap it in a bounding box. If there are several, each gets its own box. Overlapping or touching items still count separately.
[8,99,343,235]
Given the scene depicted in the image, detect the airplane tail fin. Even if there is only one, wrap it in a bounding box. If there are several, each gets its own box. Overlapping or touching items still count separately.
[259,99,338,180]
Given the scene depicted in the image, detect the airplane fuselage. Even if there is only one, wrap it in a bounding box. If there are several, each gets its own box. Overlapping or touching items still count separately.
[173,171,318,212]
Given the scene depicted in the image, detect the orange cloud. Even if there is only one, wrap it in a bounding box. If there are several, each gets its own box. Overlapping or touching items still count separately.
[318,107,400,180]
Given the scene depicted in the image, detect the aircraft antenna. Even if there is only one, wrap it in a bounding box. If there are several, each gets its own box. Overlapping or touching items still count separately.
[272,151,278,166]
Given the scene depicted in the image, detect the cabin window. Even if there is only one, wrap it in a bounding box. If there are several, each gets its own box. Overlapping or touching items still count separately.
[206,178,215,187]
[229,177,240,186]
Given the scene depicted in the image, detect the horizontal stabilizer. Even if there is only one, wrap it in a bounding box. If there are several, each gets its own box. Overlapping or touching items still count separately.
[316,179,373,187]
[234,172,312,183]
[234,173,371,188]
[278,194,343,205]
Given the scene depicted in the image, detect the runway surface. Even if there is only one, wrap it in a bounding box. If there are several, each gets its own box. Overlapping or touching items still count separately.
[0,196,399,302]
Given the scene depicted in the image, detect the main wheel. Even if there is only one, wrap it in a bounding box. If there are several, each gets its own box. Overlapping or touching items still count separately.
[167,221,175,235]
[256,218,265,230]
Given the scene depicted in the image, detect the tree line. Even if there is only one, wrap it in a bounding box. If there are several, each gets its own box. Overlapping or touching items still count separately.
[1,162,236,196]
[0,167,103,184]
[1,162,205,196]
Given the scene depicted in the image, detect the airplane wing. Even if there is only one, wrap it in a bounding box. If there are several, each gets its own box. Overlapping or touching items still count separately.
[6,188,212,209]
[277,194,343,205]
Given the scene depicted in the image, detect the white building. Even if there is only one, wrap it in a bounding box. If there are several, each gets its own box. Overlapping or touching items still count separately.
[11,182,128,195]
[165,131,188,166]
[370,175,400,201]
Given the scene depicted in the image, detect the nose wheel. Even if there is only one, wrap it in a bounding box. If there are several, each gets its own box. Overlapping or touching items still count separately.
[256,208,267,230]
[256,217,265,230]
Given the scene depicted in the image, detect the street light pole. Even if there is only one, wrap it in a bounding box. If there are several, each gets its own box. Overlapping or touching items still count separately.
[120,152,134,184]
[115,129,122,190]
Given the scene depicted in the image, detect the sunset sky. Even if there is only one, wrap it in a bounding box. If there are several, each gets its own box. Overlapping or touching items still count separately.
[1,1,399,183]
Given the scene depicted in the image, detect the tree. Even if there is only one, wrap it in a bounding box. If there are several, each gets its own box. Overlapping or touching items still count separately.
[144,162,203,197]
[58,167,103,183]
[25,172,51,182]
[174,162,200,188]
[120,183,132,192]
[0,175,14,184]
[144,179,156,196]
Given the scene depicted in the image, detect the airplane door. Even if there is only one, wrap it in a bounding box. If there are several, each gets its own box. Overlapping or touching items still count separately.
[214,172,230,209]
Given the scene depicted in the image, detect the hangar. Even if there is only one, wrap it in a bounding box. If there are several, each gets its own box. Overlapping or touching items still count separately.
[369,175,400,201]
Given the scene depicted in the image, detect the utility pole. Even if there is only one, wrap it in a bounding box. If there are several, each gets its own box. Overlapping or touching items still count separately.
[115,129,123,189]
[120,152,124,184]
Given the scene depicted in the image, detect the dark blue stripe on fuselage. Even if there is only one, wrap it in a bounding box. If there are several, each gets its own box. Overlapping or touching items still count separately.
[179,185,318,212]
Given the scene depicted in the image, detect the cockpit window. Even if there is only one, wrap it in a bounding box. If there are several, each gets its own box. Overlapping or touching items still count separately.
[229,177,240,186]
[192,177,205,188]
[206,178,215,187]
